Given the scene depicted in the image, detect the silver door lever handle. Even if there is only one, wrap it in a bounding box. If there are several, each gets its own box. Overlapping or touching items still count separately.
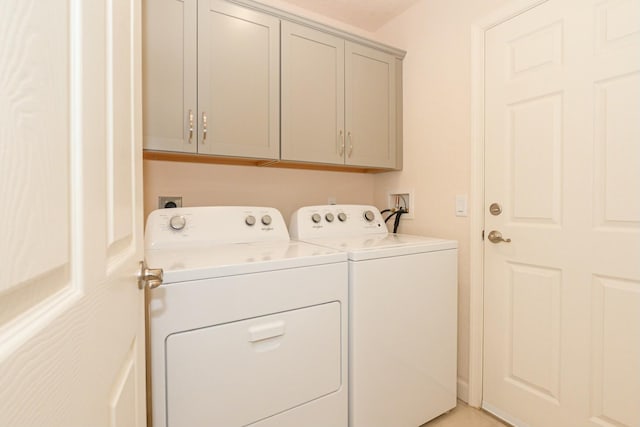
[138,260,163,289]
[487,230,511,244]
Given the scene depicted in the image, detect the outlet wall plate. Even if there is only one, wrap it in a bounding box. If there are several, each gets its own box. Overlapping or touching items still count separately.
[158,196,182,209]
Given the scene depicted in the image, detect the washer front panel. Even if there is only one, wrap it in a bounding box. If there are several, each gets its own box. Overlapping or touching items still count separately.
[348,250,458,426]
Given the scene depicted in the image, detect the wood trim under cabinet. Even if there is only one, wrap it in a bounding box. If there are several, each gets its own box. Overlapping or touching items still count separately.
[143,150,398,174]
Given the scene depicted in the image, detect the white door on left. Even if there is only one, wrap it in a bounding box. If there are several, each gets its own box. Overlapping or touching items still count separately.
[0,1,146,426]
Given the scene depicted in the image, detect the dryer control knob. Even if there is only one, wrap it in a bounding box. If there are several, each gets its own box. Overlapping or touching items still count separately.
[169,215,186,231]
[245,215,256,226]
[363,210,375,222]
[311,213,322,223]
[337,212,347,222]
[325,213,335,222]
[261,215,272,226]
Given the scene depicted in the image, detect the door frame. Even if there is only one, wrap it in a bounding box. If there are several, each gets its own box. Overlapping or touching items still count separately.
[467,0,550,408]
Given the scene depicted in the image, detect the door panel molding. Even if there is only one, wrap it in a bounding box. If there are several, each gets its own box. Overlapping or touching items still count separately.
[0,0,82,357]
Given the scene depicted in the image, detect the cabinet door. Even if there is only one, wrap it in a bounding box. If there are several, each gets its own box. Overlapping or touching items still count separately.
[143,0,197,153]
[345,42,397,168]
[198,0,280,159]
[281,22,345,165]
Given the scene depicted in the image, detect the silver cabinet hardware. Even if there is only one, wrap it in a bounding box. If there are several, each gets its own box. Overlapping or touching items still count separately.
[202,112,208,143]
[188,110,194,143]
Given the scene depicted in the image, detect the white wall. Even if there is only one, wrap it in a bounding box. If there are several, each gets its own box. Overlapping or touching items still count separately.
[372,0,510,400]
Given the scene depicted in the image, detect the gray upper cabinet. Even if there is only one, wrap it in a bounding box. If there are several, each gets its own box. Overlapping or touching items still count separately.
[143,0,404,169]
[198,0,280,159]
[143,0,197,153]
[281,22,398,168]
[345,42,397,169]
[143,0,279,160]
[281,22,345,165]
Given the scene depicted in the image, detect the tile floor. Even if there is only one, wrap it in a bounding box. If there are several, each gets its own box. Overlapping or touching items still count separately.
[421,401,511,427]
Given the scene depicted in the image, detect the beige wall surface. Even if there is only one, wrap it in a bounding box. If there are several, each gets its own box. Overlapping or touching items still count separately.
[371,0,510,399]
[143,160,376,224]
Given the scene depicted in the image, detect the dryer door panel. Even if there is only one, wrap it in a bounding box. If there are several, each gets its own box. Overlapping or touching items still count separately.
[165,301,342,427]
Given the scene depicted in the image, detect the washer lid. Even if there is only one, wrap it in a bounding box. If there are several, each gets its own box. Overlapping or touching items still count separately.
[299,233,457,261]
[145,240,346,284]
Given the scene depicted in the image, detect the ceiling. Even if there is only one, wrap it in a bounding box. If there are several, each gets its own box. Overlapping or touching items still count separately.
[276,0,421,32]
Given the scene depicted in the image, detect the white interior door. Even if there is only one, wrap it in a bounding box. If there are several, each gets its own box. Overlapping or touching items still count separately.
[0,1,146,426]
[483,0,640,426]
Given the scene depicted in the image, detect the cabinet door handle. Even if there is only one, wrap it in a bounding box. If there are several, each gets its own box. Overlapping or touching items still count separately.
[188,110,194,144]
[348,131,353,157]
[202,112,207,143]
[338,129,344,156]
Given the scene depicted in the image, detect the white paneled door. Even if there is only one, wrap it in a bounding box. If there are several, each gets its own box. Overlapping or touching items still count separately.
[483,0,640,426]
[0,1,146,426]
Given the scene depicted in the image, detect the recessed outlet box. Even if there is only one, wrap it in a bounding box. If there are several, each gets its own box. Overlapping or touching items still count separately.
[387,190,414,219]
[158,196,182,209]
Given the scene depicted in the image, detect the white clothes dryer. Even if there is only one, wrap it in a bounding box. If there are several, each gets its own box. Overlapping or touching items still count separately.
[290,204,458,427]
[145,206,348,427]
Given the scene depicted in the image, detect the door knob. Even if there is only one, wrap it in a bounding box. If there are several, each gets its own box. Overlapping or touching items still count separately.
[487,230,511,244]
[138,260,163,289]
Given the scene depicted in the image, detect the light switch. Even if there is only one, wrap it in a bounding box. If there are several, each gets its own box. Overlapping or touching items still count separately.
[455,195,468,217]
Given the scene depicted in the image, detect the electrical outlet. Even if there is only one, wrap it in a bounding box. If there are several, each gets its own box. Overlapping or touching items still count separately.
[158,196,182,209]
[387,190,414,219]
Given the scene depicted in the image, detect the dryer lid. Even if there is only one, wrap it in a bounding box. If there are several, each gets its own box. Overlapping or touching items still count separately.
[145,240,346,284]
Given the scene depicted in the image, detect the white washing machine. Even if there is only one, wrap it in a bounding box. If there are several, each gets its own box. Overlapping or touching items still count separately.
[145,206,348,427]
[290,204,458,427]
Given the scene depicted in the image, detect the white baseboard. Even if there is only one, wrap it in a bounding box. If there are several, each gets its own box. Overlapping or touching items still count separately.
[457,377,469,403]
[482,401,529,427]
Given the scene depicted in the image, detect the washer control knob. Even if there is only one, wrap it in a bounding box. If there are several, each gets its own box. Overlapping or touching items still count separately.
[337,212,347,222]
[311,213,322,223]
[169,215,186,231]
[261,215,272,226]
[363,210,375,222]
[245,215,256,226]
[325,213,335,222]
